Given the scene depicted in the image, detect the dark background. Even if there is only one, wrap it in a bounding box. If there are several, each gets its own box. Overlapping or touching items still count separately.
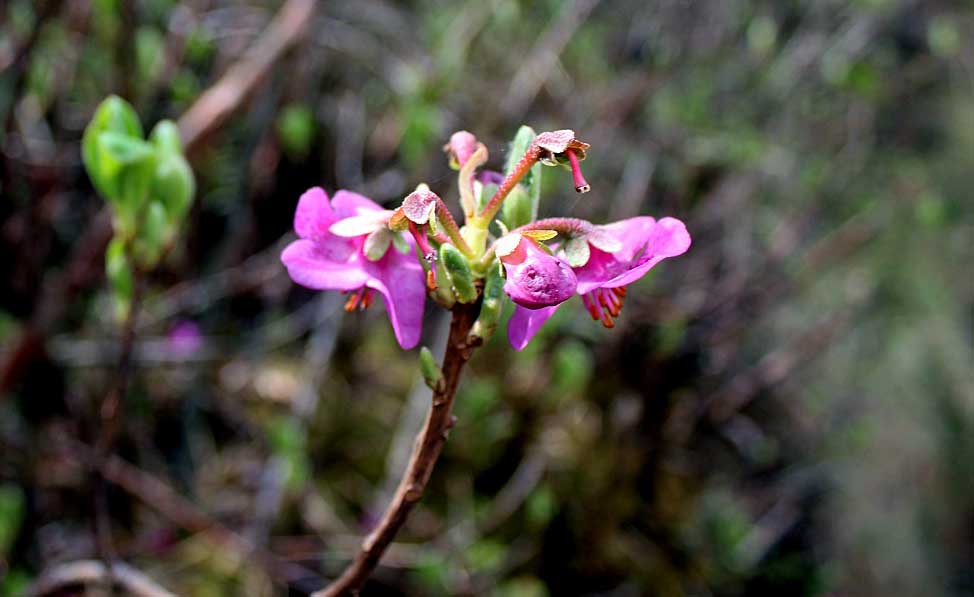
[2,1,973,595]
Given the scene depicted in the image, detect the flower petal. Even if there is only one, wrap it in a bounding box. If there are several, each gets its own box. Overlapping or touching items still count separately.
[281,238,368,291]
[508,305,558,351]
[602,217,691,288]
[332,190,383,219]
[294,187,335,240]
[364,246,427,349]
[501,238,577,309]
[328,210,392,237]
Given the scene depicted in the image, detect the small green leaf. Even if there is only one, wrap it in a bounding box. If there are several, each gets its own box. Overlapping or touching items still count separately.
[83,97,145,203]
[440,243,477,304]
[151,152,194,223]
[98,131,153,165]
[563,236,590,267]
[503,125,542,224]
[149,119,183,155]
[468,259,504,346]
[501,184,533,230]
[504,125,536,175]
[135,200,168,267]
[419,347,445,392]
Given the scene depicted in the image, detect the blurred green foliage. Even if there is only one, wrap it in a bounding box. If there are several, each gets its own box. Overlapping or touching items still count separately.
[2,1,974,596]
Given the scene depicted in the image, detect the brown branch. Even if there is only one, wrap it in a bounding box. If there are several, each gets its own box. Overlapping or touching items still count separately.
[178,0,316,154]
[29,560,176,597]
[314,302,480,597]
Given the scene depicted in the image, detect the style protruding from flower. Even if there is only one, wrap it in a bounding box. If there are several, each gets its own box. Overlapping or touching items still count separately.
[280,187,426,349]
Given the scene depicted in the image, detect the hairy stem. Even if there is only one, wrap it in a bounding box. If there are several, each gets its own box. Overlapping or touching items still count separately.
[476,144,541,225]
[435,200,475,258]
[314,302,480,597]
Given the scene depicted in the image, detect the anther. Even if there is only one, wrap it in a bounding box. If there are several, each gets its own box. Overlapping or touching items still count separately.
[600,311,615,328]
[344,292,361,312]
[360,289,374,310]
[567,149,590,193]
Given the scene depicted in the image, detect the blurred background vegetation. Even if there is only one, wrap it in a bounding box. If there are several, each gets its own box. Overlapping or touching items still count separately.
[2,0,973,595]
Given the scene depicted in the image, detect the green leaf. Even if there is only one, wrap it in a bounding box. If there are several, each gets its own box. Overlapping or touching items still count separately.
[440,243,477,304]
[149,120,184,155]
[135,200,168,268]
[501,183,533,230]
[95,132,157,229]
[502,125,542,224]
[419,347,444,392]
[469,259,504,346]
[82,96,144,202]
[151,152,195,224]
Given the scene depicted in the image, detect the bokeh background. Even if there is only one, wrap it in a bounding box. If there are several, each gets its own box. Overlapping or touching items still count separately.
[2,0,973,595]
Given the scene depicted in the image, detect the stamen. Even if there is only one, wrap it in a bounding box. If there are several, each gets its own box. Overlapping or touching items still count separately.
[611,286,627,298]
[567,149,590,194]
[426,269,437,291]
[599,289,621,317]
[344,291,361,312]
[581,293,601,321]
[600,311,615,328]
[360,288,374,310]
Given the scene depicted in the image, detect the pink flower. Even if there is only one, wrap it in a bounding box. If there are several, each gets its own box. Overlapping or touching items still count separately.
[507,217,691,350]
[281,187,426,349]
[496,233,577,310]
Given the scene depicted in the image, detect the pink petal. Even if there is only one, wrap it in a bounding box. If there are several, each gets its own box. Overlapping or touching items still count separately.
[332,190,384,219]
[281,238,369,291]
[598,216,655,261]
[365,247,427,349]
[602,217,691,288]
[294,187,335,240]
[508,305,558,351]
[501,239,577,309]
[329,210,392,237]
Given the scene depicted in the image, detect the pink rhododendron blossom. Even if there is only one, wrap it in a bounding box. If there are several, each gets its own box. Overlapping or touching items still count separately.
[507,216,691,350]
[496,233,577,310]
[281,187,426,349]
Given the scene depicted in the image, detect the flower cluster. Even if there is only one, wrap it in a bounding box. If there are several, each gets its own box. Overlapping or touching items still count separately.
[282,127,690,350]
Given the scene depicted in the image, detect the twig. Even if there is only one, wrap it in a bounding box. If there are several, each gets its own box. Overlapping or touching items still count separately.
[314,302,480,597]
[178,0,316,154]
[29,560,176,597]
